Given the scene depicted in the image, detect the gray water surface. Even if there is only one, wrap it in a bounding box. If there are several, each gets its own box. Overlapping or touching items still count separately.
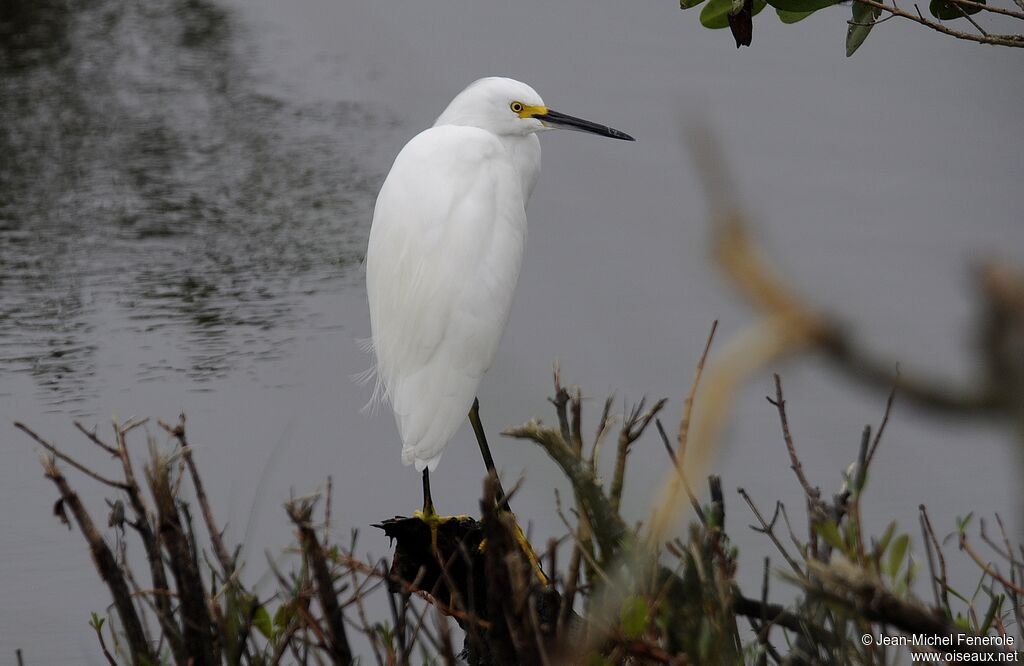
[0,0,379,407]
[2,0,1021,661]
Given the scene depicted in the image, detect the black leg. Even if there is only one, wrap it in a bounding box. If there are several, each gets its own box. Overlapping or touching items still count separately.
[422,468,434,516]
[470,398,549,584]
[469,397,506,505]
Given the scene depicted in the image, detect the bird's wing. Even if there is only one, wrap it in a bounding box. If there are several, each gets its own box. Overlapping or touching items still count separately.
[365,126,527,470]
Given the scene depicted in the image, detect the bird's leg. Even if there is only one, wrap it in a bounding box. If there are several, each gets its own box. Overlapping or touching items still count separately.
[468,398,549,585]
[422,468,434,516]
[468,398,506,504]
[417,468,445,551]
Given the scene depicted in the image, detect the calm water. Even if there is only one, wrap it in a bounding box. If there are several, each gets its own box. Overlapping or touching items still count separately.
[1,0,1021,660]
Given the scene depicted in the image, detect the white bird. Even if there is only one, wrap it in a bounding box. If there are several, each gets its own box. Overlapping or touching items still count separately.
[365,76,633,511]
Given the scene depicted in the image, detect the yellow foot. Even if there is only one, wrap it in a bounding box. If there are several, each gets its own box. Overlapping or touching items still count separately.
[413,508,470,551]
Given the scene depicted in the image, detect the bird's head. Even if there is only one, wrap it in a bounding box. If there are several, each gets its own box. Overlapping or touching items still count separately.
[434,77,634,142]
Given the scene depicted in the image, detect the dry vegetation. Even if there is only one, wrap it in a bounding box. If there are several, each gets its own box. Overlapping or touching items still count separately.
[13,363,1024,665]
[12,136,1024,665]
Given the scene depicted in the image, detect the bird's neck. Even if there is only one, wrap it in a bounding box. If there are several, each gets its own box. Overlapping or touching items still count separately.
[499,133,541,201]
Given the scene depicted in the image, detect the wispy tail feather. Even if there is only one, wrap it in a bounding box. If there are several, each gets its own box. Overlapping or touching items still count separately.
[352,337,389,415]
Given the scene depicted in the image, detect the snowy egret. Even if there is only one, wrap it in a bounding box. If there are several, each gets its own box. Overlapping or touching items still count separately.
[365,77,633,512]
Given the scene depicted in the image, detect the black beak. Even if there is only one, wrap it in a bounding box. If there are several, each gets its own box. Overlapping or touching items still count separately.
[539,108,635,141]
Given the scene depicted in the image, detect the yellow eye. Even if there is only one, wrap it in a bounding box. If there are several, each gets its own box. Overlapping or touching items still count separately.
[510,101,524,114]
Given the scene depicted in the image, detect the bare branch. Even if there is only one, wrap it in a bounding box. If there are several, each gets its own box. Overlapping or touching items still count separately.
[866,384,896,470]
[678,320,719,461]
[40,456,153,663]
[738,488,805,578]
[287,498,354,664]
[767,375,821,506]
[15,423,130,489]
[159,415,235,575]
[504,420,626,561]
[949,0,1024,19]
[611,397,667,513]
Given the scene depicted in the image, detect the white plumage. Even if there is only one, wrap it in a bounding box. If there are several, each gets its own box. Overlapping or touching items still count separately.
[365,77,632,473]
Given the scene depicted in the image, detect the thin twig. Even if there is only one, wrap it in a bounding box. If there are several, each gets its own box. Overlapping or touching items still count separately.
[15,423,130,489]
[949,0,1024,19]
[678,320,719,461]
[74,421,120,457]
[159,415,235,575]
[611,397,667,513]
[866,384,896,470]
[738,488,804,577]
[959,532,1024,596]
[550,363,572,445]
[93,621,119,666]
[766,375,821,504]
[994,513,1024,640]
[919,505,951,612]
[951,0,990,36]
[656,418,705,524]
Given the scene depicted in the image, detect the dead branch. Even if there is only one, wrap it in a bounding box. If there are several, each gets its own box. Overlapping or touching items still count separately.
[40,456,153,664]
[738,488,804,578]
[503,420,626,561]
[16,423,130,489]
[159,415,235,575]
[959,531,1024,596]
[800,558,1009,657]
[767,374,821,507]
[146,452,217,666]
[111,419,183,660]
[287,499,353,664]
[610,397,667,514]
[678,320,719,462]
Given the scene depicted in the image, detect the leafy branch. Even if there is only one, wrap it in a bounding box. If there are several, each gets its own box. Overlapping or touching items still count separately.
[679,0,1024,54]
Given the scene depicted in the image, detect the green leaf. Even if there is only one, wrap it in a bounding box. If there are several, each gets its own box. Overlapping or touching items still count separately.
[274,602,295,629]
[875,521,897,557]
[929,0,984,19]
[777,8,816,21]
[88,612,105,630]
[700,0,767,29]
[816,519,845,551]
[373,623,396,651]
[981,595,1004,634]
[946,585,971,606]
[846,0,882,56]
[956,512,975,535]
[886,534,910,580]
[253,604,273,640]
[620,595,650,639]
[682,0,709,8]
[701,0,735,29]
[843,518,859,552]
[767,0,837,13]
[698,617,714,657]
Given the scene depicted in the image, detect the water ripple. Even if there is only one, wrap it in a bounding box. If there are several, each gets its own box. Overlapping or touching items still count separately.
[0,0,383,404]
